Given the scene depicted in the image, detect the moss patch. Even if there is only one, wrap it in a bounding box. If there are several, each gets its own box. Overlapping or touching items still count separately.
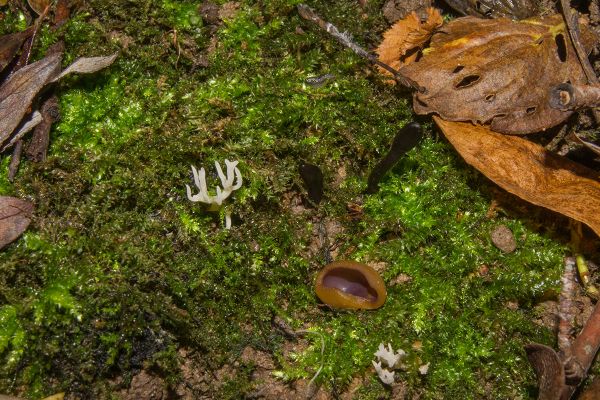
[0,1,584,399]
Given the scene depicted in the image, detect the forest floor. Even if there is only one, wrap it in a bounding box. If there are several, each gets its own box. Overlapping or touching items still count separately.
[0,0,599,399]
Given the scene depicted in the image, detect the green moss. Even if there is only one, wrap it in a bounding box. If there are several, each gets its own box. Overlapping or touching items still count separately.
[0,0,584,398]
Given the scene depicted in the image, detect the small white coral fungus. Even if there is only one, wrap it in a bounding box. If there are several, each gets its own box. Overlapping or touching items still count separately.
[185,159,242,228]
[372,342,406,385]
[372,360,396,385]
[374,342,406,368]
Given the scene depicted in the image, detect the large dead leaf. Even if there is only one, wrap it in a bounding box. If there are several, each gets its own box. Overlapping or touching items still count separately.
[434,117,600,236]
[399,15,597,134]
[0,53,61,147]
[0,196,33,250]
[376,7,442,75]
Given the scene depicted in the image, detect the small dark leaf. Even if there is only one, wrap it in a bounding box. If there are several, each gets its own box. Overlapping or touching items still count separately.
[524,343,566,400]
[366,122,422,194]
[26,95,59,162]
[0,196,33,250]
[299,163,324,206]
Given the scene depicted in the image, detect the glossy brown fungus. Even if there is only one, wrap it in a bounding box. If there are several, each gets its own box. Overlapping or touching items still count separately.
[314,260,387,310]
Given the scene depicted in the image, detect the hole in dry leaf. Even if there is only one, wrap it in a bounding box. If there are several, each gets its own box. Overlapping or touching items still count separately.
[555,34,567,62]
[526,106,537,115]
[485,93,496,102]
[534,37,544,46]
[455,74,480,89]
[452,65,464,74]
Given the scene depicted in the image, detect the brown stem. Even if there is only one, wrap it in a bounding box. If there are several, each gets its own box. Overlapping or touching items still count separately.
[297,4,423,91]
[549,83,600,111]
[567,301,600,384]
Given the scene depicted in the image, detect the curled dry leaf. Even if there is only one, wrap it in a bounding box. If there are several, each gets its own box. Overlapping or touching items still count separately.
[434,117,600,236]
[0,196,33,250]
[399,15,597,134]
[2,111,43,152]
[572,132,600,157]
[376,7,442,76]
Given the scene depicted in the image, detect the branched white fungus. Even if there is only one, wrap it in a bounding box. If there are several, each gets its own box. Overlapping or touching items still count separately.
[185,159,242,229]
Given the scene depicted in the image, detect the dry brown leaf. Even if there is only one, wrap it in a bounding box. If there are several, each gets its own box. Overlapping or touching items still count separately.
[0,53,61,147]
[50,53,118,82]
[0,52,117,149]
[376,7,442,75]
[434,116,600,236]
[0,196,33,250]
[399,15,597,134]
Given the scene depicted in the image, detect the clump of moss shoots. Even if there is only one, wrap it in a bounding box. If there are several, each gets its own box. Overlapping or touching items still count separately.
[0,0,594,398]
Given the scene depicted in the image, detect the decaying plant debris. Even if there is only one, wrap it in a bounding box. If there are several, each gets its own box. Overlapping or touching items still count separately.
[0,2,116,247]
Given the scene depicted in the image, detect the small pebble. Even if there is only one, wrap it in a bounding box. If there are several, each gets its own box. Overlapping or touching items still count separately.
[490,224,517,253]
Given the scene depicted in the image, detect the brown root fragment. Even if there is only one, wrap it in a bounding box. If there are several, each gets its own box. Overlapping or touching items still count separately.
[8,140,23,182]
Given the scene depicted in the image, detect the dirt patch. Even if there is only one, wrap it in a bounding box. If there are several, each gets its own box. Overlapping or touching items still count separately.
[118,370,168,400]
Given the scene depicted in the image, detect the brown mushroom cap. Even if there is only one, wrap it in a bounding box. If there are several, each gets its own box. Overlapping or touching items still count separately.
[314,260,387,310]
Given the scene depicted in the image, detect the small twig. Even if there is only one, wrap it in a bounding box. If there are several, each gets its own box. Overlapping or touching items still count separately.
[8,141,23,182]
[558,257,577,357]
[295,329,325,399]
[297,4,423,92]
[271,317,325,400]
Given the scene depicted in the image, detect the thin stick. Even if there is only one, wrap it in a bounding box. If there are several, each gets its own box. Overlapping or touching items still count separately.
[296,329,325,399]
[297,4,423,92]
[558,257,577,357]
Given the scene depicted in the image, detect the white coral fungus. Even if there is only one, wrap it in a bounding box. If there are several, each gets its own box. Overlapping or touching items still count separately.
[374,342,406,368]
[372,360,395,385]
[372,342,406,385]
[186,159,242,228]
